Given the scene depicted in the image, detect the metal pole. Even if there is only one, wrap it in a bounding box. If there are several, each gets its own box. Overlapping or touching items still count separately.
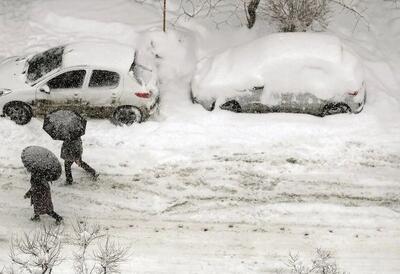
[163,0,166,32]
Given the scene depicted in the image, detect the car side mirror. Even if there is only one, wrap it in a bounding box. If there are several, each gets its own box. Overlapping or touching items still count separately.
[39,84,50,94]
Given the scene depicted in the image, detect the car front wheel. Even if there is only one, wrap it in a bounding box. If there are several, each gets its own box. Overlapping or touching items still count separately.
[112,106,143,126]
[4,103,32,125]
[321,103,351,117]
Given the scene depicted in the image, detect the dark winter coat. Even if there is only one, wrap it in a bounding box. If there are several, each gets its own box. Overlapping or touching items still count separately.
[61,137,83,161]
[26,173,54,215]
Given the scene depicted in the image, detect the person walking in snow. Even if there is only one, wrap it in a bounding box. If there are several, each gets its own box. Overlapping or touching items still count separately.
[61,137,98,185]
[24,170,63,224]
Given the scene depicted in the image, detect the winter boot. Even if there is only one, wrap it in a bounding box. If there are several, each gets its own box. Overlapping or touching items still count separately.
[49,211,63,225]
[55,216,63,225]
[92,173,99,181]
[30,214,40,222]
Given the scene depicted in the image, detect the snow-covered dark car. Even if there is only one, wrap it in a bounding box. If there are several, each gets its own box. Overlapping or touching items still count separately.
[191,33,366,116]
[0,42,159,125]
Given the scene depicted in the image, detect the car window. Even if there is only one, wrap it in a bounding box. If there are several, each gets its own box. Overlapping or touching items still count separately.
[47,70,86,89]
[27,46,64,83]
[89,70,120,88]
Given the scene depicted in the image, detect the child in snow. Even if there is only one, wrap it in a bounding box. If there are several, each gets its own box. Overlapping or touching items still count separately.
[24,170,63,224]
[61,137,98,184]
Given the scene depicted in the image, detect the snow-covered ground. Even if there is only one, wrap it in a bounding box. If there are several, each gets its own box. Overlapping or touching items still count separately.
[0,0,399,273]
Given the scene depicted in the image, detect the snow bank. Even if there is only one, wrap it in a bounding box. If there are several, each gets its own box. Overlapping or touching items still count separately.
[191,33,364,103]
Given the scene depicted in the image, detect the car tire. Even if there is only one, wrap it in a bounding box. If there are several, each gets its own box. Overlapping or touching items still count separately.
[112,106,143,126]
[4,102,33,125]
[321,103,351,117]
[220,100,242,113]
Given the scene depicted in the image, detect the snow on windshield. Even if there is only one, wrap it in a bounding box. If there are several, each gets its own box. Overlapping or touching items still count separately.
[27,46,64,83]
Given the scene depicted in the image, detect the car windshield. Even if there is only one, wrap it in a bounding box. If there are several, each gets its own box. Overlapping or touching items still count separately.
[27,46,64,83]
[129,52,153,86]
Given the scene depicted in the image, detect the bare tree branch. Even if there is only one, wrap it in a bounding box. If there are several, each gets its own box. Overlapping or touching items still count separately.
[93,235,130,274]
[8,224,63,274]
[71,219,104,274]
[283,248,347,274]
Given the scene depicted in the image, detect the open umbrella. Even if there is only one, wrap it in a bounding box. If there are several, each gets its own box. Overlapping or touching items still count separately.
[21,146,62,181]
[43,110,87,141]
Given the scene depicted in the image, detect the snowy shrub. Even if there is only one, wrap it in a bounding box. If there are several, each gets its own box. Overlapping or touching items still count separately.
[250,0,368,32]
[259,0,330,32]
[283,248,347,274]
[71,220,103,274]
[7,224,63,274]
[71,219,130,274]
[93,236,130,274]
[1,220,129,274]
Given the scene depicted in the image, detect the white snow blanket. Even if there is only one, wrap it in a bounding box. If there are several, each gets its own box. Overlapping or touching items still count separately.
[0,0,399,273]
[192,33,364,103]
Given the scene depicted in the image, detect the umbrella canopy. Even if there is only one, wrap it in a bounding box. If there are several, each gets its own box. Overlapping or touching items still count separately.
[43,110,87,141]
[21,146,62,181]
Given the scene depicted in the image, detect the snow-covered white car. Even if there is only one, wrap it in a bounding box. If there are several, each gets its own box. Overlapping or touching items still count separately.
[0,42,159,125]
[191,33,366,116]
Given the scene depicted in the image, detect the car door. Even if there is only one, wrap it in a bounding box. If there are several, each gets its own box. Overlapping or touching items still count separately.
[80,69,121,118]
[35,69,87,115]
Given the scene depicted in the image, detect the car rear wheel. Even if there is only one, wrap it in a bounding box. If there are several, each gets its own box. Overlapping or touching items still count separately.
[321,103,351,116]
[4,103,32,125]
[112,106,143,126]
[220,100,242,113]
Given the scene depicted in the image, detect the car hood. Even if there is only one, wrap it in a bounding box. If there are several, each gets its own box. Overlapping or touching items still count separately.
[0,56,31,91]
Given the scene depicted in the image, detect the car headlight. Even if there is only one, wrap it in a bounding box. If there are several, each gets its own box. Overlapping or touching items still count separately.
[0,89,12,96]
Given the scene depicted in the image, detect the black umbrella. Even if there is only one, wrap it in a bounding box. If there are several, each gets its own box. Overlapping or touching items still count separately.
[43,110,87,141]
[21,146,62,181]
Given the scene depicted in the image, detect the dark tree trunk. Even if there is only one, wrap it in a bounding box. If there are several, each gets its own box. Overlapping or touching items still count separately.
[246,0,261,29]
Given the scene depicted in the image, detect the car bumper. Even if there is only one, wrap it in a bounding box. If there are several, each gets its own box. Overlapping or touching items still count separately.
[149,95,159,114]
[345,84,367,113]
[139,95,160,121]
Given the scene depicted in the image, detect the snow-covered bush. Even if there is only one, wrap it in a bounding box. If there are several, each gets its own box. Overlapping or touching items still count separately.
[251,0,368,32]
[93,236,130,274]
[7,224,63,274]
[259,0,330,32]
[1,220,129,274]
[71,219,130,274]
[283,248,347,274]
[71,220,103,274]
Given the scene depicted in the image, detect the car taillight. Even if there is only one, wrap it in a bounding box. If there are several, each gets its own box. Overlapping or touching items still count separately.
[348,91,359,96]
[135,91,152,98]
